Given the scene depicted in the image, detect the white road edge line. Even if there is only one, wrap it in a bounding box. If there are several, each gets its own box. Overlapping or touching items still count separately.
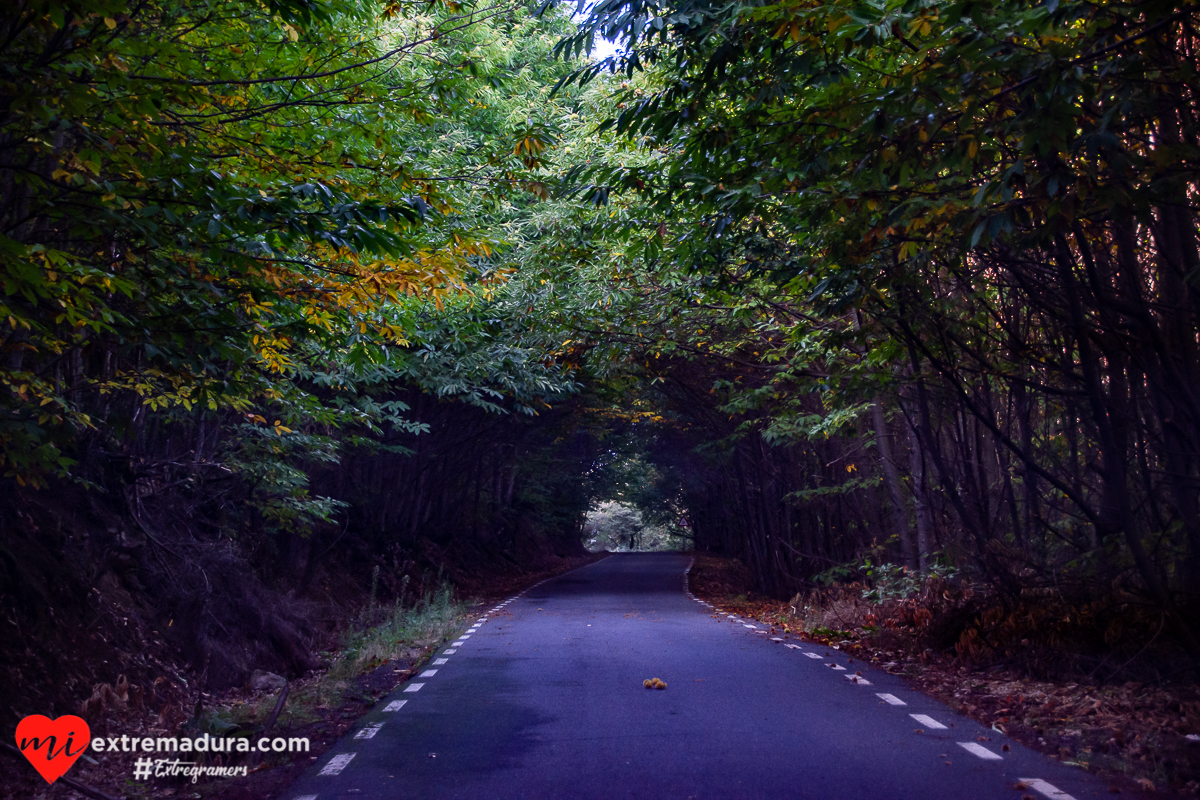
[404,683,425,693]
[1017,778,1077,800]
[383,700,407,712]
[910,713,947,729]
[354,722,384,740]
[318,753,356,775]
[876,693,906,706]
[958,742,1003,760]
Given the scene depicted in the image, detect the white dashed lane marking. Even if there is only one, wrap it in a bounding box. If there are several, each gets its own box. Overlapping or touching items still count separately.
[383,700,407,712]
[318,753,356,775]
[433,658,448,665]
[404,683,425,693]
[420,669,438,677]
[293,795,317,800]
[959,742,1003,760]
[829,665,846,671]
[443,648,457,655]
[804,652,823,659]
[784,644,802,650]
[845,675,871,685]
[1018,778,1076,800]
[354,722,384,740]
[876,693,906,706]
[457,635,470,640]
[910,714,947,729]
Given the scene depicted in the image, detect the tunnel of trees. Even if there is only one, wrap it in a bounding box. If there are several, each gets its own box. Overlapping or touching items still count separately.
[2,0,1199,703]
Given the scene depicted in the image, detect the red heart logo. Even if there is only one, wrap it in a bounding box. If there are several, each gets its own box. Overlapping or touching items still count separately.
[15,715,91,784]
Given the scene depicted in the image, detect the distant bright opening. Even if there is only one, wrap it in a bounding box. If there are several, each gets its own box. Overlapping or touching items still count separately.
[583,500,691,552]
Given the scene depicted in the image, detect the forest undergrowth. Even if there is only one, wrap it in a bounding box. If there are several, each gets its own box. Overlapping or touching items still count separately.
[688,554,1200,797]
[0,541,601,800]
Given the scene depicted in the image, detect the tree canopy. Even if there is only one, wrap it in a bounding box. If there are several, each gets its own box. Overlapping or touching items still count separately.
[3,0,1200,680]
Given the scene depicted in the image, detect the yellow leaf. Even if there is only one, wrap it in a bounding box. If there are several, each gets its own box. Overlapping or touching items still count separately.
[104,17,117,29]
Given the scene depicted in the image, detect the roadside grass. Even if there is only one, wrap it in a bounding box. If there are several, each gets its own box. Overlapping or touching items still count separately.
[233,581,468,730]
[332,580,461,680]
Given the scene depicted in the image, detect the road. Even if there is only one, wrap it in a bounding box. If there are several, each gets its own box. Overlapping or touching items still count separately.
[282,553,1109,799]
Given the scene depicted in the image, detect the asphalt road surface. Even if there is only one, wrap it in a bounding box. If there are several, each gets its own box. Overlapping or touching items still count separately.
[282,553,1111,800]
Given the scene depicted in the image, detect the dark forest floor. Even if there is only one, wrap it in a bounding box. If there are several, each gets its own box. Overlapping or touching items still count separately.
[2,552,606,800]
[688,553,1200,799]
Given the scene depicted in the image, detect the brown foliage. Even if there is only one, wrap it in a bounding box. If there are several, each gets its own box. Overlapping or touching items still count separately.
[690,554,1200,797]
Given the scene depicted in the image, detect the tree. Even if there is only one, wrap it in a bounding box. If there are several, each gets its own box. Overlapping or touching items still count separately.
[535,0,1200,651]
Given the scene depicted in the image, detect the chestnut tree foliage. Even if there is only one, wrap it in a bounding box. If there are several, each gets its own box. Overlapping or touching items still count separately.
[1,0,580,507]
[524,0,1200,665]
[0,0,606,687]
[4,0,1200,681]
